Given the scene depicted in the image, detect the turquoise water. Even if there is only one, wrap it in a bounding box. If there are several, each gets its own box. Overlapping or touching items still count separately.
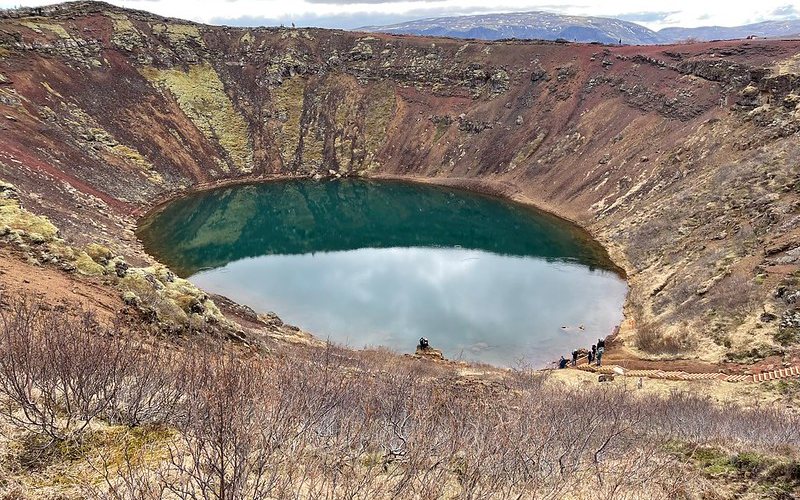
[138,179,627,367]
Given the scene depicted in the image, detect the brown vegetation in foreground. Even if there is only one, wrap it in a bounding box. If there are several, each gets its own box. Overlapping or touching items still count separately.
[0,297,798,499]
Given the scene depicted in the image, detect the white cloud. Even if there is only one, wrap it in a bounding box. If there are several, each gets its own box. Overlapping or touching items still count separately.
[1,0,798,30]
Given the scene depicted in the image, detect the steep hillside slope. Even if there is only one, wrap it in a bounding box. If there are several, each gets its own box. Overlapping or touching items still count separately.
[0,1,799,363]
[362,11,661,44]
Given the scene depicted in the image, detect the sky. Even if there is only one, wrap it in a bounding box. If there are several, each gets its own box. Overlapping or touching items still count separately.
[0,0,798,31]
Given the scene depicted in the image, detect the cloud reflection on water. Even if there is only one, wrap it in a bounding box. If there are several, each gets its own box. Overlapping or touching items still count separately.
[193,247,627,367]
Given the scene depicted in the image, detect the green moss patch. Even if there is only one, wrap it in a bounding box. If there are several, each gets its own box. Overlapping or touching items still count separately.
[362,81,396,172]
[19,20,71,39]
[774,326,800,346]
[74,251,106,276]
[667,442,800,495]
[0,184,58,240]
[84,243,112,263]
[151,22,204,45]
[141,64,253,173]
[118,265,230,332]
[0,181,236,335]
[271,77,307,167]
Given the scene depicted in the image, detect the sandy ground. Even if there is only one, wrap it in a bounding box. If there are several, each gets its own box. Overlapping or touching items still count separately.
[0,247,124,321]
[547,367,797,410]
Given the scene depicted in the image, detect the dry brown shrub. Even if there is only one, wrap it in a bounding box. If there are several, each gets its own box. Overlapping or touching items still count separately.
[705,273,760,317]
[634,320,693,354]
[0,296,134,446]
[0,297,797,498]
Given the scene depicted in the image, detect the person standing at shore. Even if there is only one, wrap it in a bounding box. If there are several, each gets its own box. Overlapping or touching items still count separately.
[596,338,605,366]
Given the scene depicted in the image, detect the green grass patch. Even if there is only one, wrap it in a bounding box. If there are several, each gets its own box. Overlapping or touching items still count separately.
[667,441,800,496]
[690,446,737,476]
[725,343,784,363]
[774,327,800,346]
[141,63,253,173]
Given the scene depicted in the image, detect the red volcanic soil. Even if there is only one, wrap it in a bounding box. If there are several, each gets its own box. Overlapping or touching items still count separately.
[0,2,798,367]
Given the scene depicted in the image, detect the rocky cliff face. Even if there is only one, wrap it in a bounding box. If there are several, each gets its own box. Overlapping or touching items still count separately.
[1,1,799,362]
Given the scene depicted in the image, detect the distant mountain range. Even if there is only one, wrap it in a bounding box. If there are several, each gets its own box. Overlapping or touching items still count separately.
[658,19,800,42]
[361,12,800,45]
[361,12,660,45]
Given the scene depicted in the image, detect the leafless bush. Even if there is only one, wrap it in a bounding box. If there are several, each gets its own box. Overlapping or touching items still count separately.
[84,431,170,500]
[634,320,692,354]
[634,319,662,352]
[0,298,798,498]
[647,390,800,449]
[628,294,694,354]
[0,297,133,446]
[162,352,279,499]
[705,273,760,317]
[84,357,800,498]
[108,343,186,428]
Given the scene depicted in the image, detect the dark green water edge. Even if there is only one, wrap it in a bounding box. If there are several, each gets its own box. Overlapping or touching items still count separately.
[137,178,621,278]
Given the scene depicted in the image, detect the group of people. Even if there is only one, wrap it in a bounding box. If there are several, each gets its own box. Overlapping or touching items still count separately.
[558,338,606,369]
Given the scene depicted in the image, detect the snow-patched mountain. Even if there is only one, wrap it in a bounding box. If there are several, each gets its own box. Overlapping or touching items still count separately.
[360,11,662,45]
[659,19,800,42]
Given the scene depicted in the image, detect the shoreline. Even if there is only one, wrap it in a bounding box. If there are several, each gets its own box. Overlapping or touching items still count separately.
[133,172,637,369]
